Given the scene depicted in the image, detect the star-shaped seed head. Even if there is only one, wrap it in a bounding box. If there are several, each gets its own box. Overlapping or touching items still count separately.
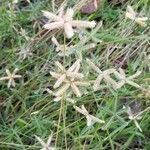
[42,7,96,38]
[35,133,55,150]
[124,106,142,132]
[49,59,89,99]
[124,106,150,132]
[125,5,148,27]
[86,58,119,90]
[0,68,22,88]
[113,68,142,89]
[17,46,33,61]
[74,105,105,126]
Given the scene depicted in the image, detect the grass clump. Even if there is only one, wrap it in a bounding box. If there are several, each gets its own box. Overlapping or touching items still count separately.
[0,0,150,149]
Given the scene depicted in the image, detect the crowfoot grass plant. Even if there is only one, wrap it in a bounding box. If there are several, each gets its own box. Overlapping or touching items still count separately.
[0,0,150,149]
[124,105,150,132]
[0,68,22,88]
[113,68,142,90]
[42,6,96,38]
[125,5,148,27]
[35,133,55,150]
[74,105,105,126]
[86,58,119,90]
[49,59,90,98]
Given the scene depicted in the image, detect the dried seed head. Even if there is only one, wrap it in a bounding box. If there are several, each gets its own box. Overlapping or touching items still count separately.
[43,7,96,38]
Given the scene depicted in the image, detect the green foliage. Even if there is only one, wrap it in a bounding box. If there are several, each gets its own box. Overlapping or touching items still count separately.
[0,0,149,149]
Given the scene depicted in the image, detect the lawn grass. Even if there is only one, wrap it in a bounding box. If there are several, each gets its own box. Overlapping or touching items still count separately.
[0,0,150,149]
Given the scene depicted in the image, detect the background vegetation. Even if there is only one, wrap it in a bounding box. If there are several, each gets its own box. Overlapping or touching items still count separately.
[0,0,149,149]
